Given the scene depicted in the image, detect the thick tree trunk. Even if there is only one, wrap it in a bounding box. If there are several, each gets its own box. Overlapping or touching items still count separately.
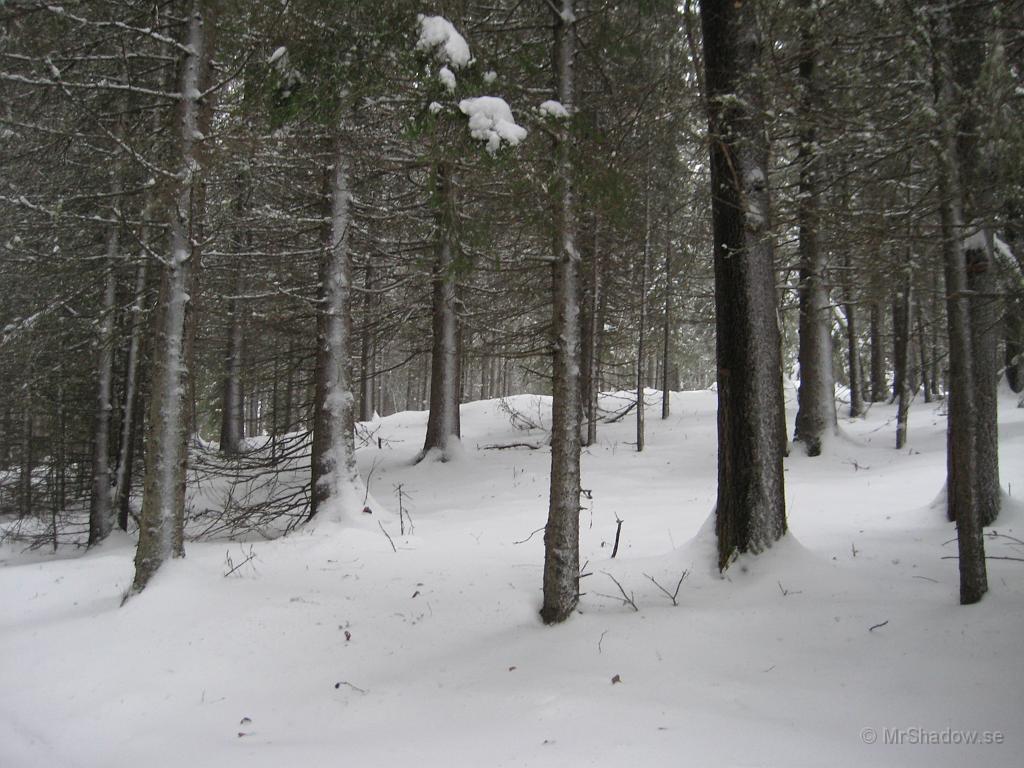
[420,163,462,461]
[793,0,836,456]
[130,4,207,595]
[931,2,987,604]
[967,236,1000,526]
[310,136,360,521]
[541,0,582,625]
[701,0,787,571]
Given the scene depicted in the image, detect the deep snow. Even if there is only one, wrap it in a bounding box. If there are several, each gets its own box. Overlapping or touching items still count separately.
[2,388,1023,767]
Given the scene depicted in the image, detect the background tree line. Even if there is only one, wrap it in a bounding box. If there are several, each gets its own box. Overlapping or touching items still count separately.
[0,0,1021,611]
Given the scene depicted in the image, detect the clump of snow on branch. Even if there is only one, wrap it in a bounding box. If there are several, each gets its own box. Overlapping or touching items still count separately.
[538,100,569,119]
[458,97,527,154]
[429,101,443,114]
[483,70,497,84]
[438,65,457,93]
[416,15,472,69]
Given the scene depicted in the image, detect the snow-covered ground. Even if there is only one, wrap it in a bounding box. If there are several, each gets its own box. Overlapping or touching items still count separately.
[2,388,1023,767]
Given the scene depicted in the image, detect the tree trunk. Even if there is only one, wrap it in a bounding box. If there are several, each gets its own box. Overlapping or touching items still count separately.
[931,2,987,604]
[541,0,582,625]
[792,4,836,456]
[113,259,148,529]
[420,162,462,461]
[310,135,360,521]
[701,0,787,570]
[661,230,672,420]
[130,4,207,596]
[869,298,886,401]
[842,253,865,418]
[219,264,245,455]
[894,272,913,449]
[87,227,120,546]
[359,263,376,422]
[636,184,650,452]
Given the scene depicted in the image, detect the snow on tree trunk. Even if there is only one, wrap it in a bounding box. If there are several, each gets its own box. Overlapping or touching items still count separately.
[701,0,787,571]
[792,4,837,456]
[421,163,462,461]
[129,4,206,596]
[310,136,362,522]
[930,1,987,604]
[541,0,582,626]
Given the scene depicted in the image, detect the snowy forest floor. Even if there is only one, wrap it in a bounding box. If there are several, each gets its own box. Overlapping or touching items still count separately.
[2,387,1023,767]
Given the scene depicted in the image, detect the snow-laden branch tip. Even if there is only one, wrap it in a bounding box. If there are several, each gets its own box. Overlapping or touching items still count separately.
[538,100,570,119]
[416,15,472,69]
[458,97,527,154]
[438,65,456,93]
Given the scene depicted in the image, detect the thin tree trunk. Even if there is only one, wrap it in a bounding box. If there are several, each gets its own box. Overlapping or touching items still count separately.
[702,0,787,570]
[112,259,148,527]
[916,300,932,403]
[87,228,120,546]
[842,253,865,418]
[360,263,376,422]
[541,0,582,625]
[219,264,245,455]
[636,183,650,452]
[869,298,886,402]
[661,230,672,420]
[894,272,913,449]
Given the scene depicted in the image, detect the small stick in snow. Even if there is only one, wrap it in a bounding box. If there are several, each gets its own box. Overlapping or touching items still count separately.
[334,680,368,694]
[643,570,688,606]
[598,630,608,653]
[599,572,638,612]
[611,516,624,558]
[868,620,889,632]
[378,521,397,553]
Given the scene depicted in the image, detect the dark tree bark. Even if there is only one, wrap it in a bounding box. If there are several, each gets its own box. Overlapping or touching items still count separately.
[661,229,672,420]
[218,266,245,456]
[541,0,582,625]
[842,254,865,418]
[420,162,462,461]
[930,1,987,604]
[701,0,787,571]
[792,3,836,456]
[636,185,650,453]
[869,296,887,402]
[893,272,912,449]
